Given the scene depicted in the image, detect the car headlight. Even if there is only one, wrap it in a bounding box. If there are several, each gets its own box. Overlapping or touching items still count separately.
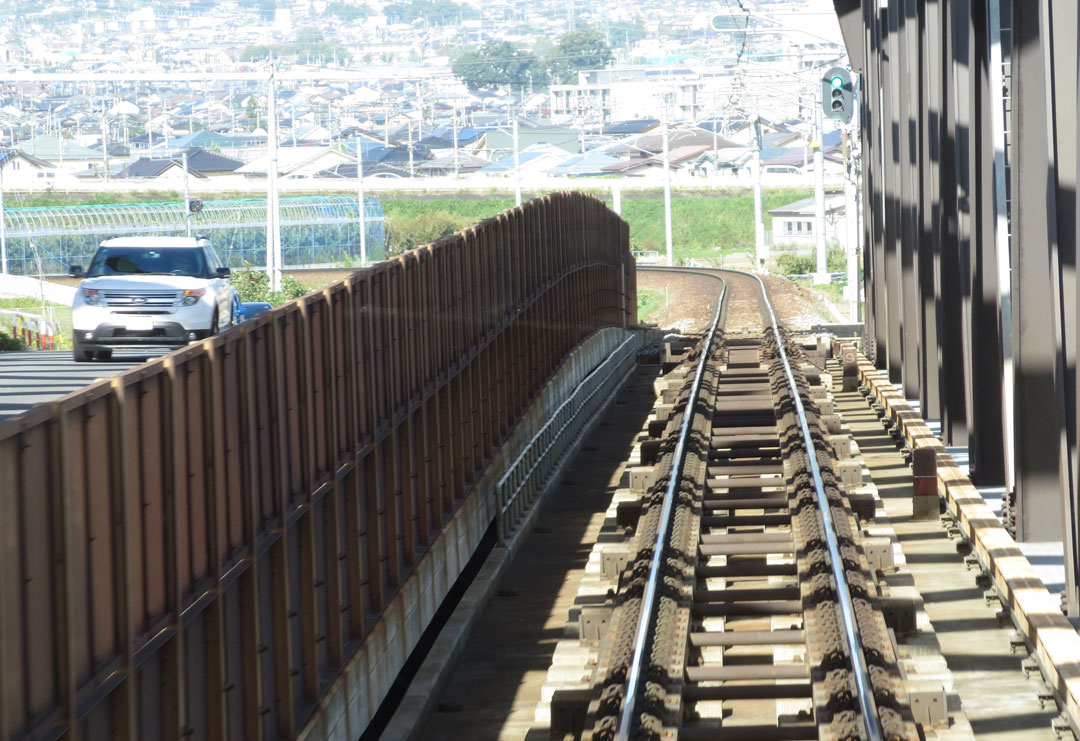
[80,288,101,306]
[181,288,205,306]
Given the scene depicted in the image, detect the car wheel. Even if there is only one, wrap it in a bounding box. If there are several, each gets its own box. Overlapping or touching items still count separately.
[73,339,92,362]
[208,309,219,337]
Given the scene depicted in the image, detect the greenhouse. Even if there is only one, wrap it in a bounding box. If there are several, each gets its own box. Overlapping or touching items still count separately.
[1,195,386,276]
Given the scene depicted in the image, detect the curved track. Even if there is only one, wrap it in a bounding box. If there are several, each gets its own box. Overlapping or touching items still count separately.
[586,267,916,740]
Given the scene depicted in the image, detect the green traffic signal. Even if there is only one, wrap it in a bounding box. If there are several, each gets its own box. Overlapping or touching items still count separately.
[823,67,854,123]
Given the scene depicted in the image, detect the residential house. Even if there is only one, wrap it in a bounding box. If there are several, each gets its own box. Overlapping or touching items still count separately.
[0,150,57,186]
[235,146,355,179]
[417,154,490,177]
[117,156,207,184]
[768,192,846,251]
[18,134,103,174]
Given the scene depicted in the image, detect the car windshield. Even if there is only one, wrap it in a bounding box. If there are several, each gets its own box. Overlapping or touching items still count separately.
[87,246,207,278]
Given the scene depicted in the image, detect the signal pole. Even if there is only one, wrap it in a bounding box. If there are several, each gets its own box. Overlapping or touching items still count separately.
[844,130,859,321]
[813,97,828,285]
[752,112,766,269]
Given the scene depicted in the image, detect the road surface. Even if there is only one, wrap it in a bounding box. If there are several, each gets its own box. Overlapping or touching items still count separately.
[0,349,168,423]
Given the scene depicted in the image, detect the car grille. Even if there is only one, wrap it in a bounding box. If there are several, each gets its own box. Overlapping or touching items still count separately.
[103,291,179,313]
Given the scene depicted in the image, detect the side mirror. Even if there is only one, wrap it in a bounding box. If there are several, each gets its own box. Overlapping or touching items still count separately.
[69,264,83,277]
[216,266,231,278]
[237,306,247,316]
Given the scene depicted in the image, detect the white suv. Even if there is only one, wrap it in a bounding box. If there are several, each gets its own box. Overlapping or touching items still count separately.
[70,236,234,361]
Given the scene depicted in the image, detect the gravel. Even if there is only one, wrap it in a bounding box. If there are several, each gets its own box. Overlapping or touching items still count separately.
[636,269,834,335]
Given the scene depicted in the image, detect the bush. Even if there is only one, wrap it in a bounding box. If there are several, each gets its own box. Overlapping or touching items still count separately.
[0,331,23,351]
[384,210,475,256]
[827,245,846,272]
[775,245,847,276]
[775,253,816,275]
[232,265,310,306]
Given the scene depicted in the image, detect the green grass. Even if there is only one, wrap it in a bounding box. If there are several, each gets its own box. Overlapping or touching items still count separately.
[377,189,813,265]
[636,287,666,325]
[620,190,811,264]
[5,185,816,277]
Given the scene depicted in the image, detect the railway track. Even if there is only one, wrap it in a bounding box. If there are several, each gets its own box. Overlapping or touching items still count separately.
[578,269,918,740]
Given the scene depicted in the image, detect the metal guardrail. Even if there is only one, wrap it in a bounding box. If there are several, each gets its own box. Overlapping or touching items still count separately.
[0,309,58,349]
[495,333,639,544]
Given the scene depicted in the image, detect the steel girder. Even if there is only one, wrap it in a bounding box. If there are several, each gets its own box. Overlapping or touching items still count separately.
[841,0,1080,608]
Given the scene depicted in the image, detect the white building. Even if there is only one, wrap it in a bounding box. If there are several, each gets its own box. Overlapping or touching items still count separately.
[550,68,714,125]
[768,192,846,250]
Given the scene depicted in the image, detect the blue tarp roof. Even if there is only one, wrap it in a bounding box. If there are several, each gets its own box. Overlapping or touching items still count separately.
[603,119,660,135]
[548,151,620,176]
[480,151,547,172]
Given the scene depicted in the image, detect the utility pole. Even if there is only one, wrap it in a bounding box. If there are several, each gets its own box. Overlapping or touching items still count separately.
[407,120,414,174]
[182,150,191,237]
[452,104,460,177]
[416,82,424,140]
[712,120,718,176]
[100,110,109,180]
[266,63,282,292]
[752,113,766,269]
[356,135,367,266]
[513,117,521,206]
[0,156,7,274]
[813,99,828,284]
[843,130,858,320]
[662,120,673,266]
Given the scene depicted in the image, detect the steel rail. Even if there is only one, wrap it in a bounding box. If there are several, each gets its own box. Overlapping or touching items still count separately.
[747,270,884,741]
[617,274,727,740]
[627,265,883,740]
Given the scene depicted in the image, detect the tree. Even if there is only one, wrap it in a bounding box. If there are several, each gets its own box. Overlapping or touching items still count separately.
[451,40,548,90]
[385,0,476,26]
[549,30,613,84]
[295,26,323,45]
[323,2,371,21]
[245,97,259,131]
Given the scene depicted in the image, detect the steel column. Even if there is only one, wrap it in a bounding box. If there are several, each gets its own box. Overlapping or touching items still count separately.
[1009,0,1068,541]
[967,0,1007,486]
[919,0,943,421]
[900,0,922,399]
[866,4,887,366]
[939,0,970,446]
[884,2,903,382]
[1046,0,1080,612]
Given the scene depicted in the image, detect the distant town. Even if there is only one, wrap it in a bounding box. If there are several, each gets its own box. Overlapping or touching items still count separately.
[0,0,850,190]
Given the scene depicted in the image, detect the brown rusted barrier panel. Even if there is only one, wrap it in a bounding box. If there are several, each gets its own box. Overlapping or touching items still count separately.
[0,191,632,740]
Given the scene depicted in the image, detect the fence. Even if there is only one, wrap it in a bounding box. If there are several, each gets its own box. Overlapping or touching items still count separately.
[0,195,386,276]
[495,333,639,543]
[0,191,633,740]
[0,309,58,349]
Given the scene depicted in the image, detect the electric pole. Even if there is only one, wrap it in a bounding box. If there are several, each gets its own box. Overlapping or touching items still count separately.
[266,63,282,291]
[662,121,673,266]
[752,112,766,269]
[813,99,828,284]
[844,130,859,320]
[356,135,367,266]
[513,117,521,206]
